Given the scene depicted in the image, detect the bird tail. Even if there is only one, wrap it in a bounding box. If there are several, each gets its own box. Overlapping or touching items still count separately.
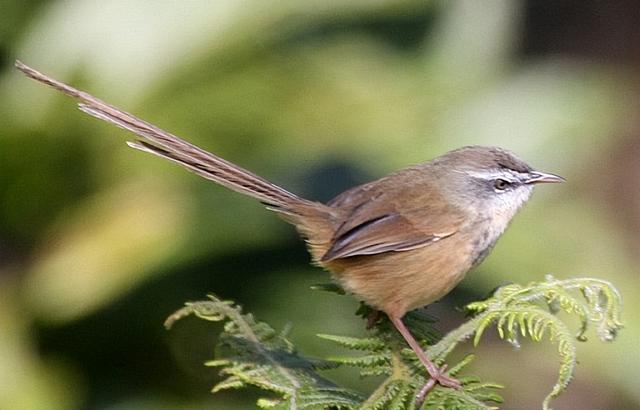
[15,61,311,213]
[123,138,300,210]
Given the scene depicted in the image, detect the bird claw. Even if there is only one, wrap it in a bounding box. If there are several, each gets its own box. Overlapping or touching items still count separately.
[416,364,461,403]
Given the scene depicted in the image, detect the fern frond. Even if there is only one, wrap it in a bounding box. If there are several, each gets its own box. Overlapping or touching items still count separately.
[465,275,622,410]
[328,353,391,369]
[166,275,622,409]
[167,295,363,409]
[328,339,503,410]
[316,334,386,352]
[423,387,502,410]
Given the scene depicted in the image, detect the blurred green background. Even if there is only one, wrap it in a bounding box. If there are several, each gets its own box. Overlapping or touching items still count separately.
[1,1,639,409]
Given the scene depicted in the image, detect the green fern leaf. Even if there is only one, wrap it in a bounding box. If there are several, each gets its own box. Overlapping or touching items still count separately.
[464,276,622,410]
[166,295,363,409]
[166,275,622,409]
[316,334,386,351]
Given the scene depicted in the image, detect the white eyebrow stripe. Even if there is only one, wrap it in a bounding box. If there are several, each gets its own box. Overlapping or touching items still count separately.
[463,169,522,182]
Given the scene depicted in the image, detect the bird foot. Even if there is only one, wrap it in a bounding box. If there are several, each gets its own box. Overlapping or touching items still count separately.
[416,364,461,403]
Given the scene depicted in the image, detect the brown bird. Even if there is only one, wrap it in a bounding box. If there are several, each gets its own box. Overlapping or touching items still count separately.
[16,61,564,397]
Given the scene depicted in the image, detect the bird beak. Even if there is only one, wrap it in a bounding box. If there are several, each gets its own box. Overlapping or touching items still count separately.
[525,171,565,184]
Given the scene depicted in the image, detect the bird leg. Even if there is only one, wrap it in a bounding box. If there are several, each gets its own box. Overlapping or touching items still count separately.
[366,310,383,329]
[389,315,461,400]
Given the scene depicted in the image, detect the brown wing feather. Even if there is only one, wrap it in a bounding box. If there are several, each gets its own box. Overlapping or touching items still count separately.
[321,213,449,260]
[322,168,464,261]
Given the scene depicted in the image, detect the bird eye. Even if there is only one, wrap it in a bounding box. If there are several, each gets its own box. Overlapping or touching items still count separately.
[494,179,511,191]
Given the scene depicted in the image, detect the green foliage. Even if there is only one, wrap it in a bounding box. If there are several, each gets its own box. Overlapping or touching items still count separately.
[166,276,623,409]
[465,275,623,409]
[165,297,364,409]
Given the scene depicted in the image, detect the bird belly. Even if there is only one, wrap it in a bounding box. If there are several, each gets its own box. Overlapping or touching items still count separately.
[324,238,474,317]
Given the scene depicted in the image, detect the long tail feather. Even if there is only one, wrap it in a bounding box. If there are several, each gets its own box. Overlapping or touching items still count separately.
[15,61,303,209]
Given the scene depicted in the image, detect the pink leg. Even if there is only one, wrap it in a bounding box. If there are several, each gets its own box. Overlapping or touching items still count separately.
[389,315,461,399]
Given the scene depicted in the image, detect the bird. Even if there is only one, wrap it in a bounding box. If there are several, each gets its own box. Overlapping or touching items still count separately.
[16,60,564,397]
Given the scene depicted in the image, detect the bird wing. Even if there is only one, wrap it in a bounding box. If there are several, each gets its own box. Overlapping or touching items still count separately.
[322,172,464,261]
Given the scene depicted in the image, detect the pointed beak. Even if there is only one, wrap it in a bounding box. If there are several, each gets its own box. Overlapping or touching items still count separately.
[525,171,565,185]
